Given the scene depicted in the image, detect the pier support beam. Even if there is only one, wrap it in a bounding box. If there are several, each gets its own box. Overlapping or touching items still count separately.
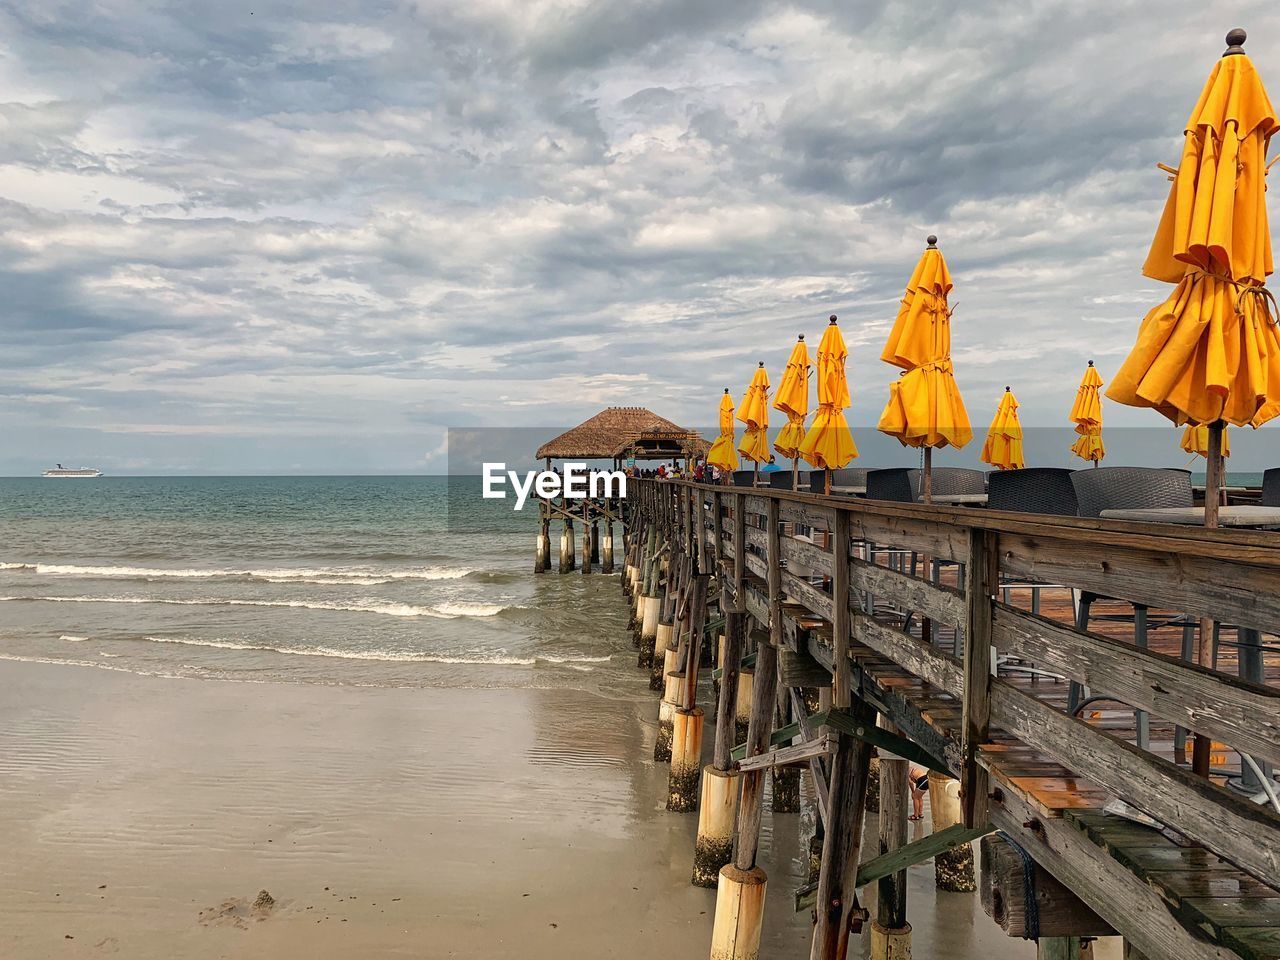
[710,639,776,960]
[559,518,575,573]
[771,690,801,813]
[649,620,673,686]
[581,503,593,574]
[602,523,614,574]
[930,772,975,891]
[710,866,767,960]
[734,668,754,744]
[693,766,739,886]
[668,707,704,811]
[655,670,681,763]
[874,717,911,959]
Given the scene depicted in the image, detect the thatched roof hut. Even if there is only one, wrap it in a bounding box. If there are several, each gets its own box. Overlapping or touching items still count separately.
[535,407,709,462]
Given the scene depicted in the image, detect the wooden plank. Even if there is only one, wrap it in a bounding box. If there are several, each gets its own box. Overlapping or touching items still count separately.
[733,642,779,870]
[851,611,964,696]
[992,603,1280,768]
[766,498,783,648]
[990,679,1280,884]
[999,532,1280,636]
[790,687,830,828]
[779,533,830,575]
[962,528,996,828]
[849,555,966,628]
[831,509,852,708]
[736,734,833,772]
[795,823,994,911]
[823,708,950,774]
[780,568,834,620]
[988,772,1237,960]
[847,509,971,564]
[779,646,832,688]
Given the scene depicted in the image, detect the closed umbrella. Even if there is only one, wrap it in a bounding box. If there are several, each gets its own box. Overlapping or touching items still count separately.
[877,235,973,500]
[706,388,739,476]
[1070,361,1105,465]
[1106,28,1277,778]
[738,363,771,483]
[1108,29,1279,521]
[798,316,858,490]
[981,387,1025,470]
[773,335,811,490]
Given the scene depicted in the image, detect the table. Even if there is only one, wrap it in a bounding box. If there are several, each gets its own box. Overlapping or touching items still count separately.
[1099,505,1280,528]
[919,493,988,506]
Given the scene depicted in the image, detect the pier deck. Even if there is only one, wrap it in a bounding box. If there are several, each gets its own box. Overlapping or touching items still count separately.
[624,478,1280,960]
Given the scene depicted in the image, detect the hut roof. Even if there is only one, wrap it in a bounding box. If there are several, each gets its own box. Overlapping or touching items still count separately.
[535,407,708,461]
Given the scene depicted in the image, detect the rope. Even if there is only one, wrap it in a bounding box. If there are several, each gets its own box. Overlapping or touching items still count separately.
[1194,268,1279,326]
[996,831,1040,940]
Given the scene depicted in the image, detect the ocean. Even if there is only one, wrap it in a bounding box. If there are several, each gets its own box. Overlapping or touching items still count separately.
[0,476,635,695]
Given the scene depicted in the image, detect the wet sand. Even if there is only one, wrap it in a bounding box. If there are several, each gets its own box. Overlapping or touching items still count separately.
[0,660,1115,958]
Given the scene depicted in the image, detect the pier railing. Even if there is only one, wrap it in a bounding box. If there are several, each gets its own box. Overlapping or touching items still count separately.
[627,477,1279,960]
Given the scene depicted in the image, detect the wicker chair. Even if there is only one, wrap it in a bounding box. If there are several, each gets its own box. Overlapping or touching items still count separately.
[829,467,869,496]
[865,468,920,503]
[767,470,799,489]
[1071,466,1193,517]
[1262,468,1280,507]
[1068,467,1194,750]
[927,467,987,498]
[732,470,755,487]
[987,468,1078,516]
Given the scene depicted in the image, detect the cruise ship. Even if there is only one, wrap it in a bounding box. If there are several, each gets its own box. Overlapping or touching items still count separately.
[42,464,103,478]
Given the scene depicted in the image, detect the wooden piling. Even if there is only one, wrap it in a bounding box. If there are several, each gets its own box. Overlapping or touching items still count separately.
[709,638,777,960]
[810,699,875,960]
[771,689,801,813]
[668,707,704,811]
[559,518,575,573]
[734,668,754,745]
[929,772,976,891]
[874,717,911,959]
[695,604,743,887]
[656,669,681,763]
[602,522,614,574]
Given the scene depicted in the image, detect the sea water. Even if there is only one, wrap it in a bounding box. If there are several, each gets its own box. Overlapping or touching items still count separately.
[0,477,636,694]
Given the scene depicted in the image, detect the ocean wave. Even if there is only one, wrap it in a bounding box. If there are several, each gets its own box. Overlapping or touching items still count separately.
[1,595,507,619]
[138,636,608,666]
[58,634,90,642]
[0,562,474,585]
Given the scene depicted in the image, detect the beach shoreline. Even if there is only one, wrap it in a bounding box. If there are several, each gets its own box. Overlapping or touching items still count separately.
[0,658,1076,959]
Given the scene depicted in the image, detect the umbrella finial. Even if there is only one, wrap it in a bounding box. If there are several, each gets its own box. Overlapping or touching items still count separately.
[1087,359,1094,366]
[829,314,838,324]
[926,234,938,248]
[1005,385,1010,392]
[1224,28,1246,56]
[758,360,765,367]
[798,333,804,340]
[724,387,730,393]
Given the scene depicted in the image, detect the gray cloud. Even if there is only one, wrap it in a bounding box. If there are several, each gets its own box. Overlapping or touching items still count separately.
[1,1,1278,473]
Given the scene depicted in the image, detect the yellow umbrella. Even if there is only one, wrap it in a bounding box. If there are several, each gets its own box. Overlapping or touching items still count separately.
[738,362,771,464]
[1070,361,1106,463]
[980,387,1025,470]
[877,236,973,451]
[798,316,858,470]
[1108,30,1280,433]
[1181,423,1231,458]
[773,335,811,460]
[706,388,739,472]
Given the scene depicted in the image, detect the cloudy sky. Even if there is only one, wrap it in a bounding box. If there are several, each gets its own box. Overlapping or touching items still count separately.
[2,1,1278,474]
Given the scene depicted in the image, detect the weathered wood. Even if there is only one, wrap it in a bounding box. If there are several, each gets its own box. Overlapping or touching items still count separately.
[831,509,852,708]
[713,608,743,772]
[766,498,783,648]
[736,734,832,772]
[980,833,1115,938]
[780,647,832,688]
[810,700,876,960]
[988,780,1234,960]
[962,528,996,828]
[849,555,966,628]
[999,532,1280,636]
[733,641,778,871]
[790,687,831,828]
[877,716,909,932]
[781,568,834,621]
[852,611,964,695]
[991,603,1280,768]
[989,678,1280,885]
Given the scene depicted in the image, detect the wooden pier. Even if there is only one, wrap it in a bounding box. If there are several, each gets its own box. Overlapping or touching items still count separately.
[618,477,1279,960]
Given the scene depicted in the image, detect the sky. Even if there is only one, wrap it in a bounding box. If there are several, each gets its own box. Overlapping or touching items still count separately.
[1,1,1279,474]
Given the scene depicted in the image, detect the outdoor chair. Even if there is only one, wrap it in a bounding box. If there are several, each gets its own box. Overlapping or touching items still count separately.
[767,471,799,490]
[1262,467,1280,507]
[829,467,869,497]
[924,467,987,499]
[732,470,756,487]
[1069,467,1195,750]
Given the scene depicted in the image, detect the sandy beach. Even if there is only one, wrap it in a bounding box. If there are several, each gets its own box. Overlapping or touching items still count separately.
[0,659,1085,959]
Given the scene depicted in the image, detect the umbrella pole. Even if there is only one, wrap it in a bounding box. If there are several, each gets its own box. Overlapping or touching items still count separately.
[754,462,760,488]
[922,447,932,503]
[825,468,831,496]
[1191,421,1225,777]
[792,458,799,492]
